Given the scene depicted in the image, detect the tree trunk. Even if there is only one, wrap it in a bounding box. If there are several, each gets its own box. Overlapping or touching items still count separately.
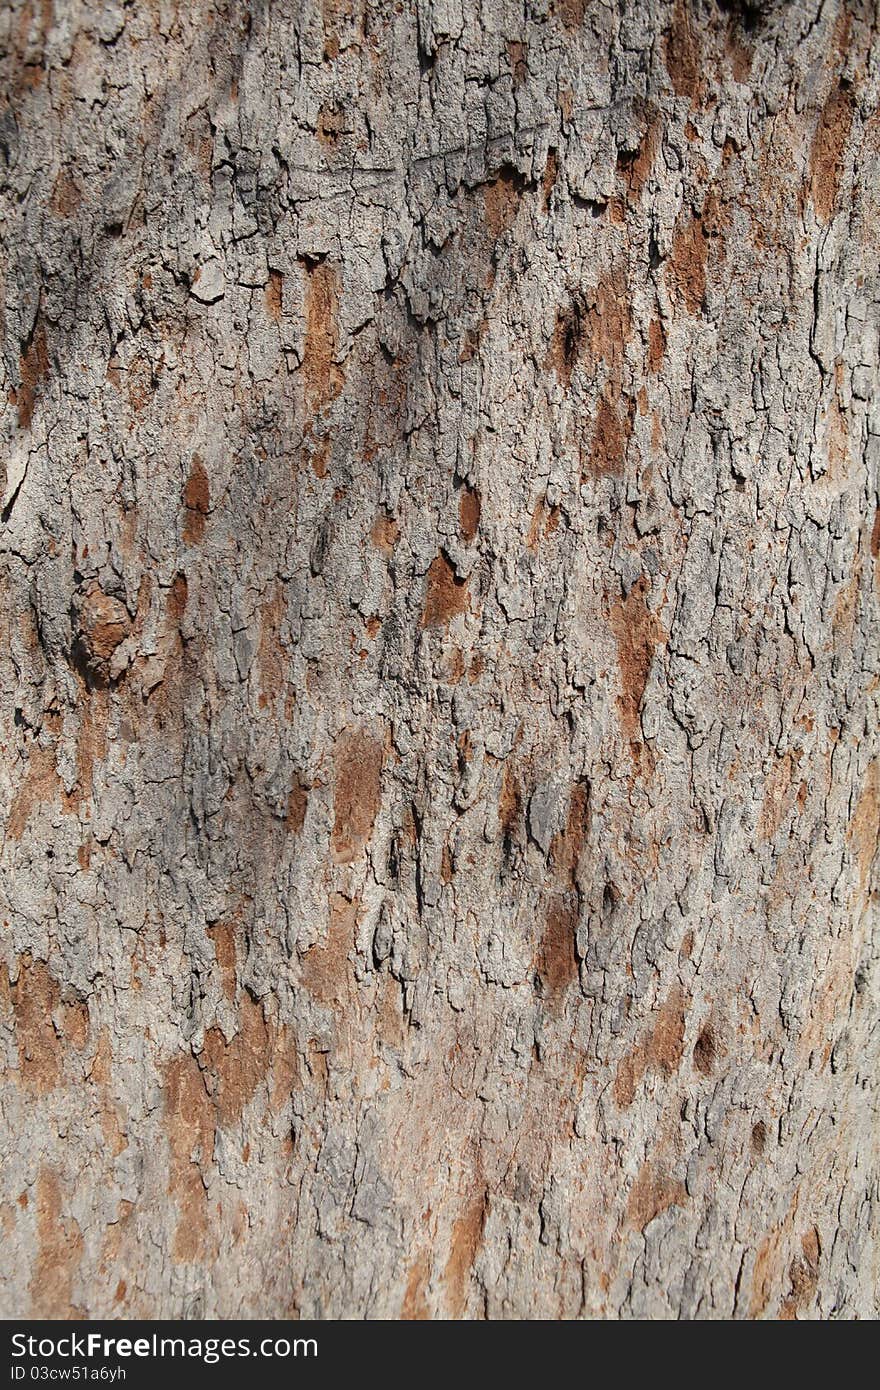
[1,0,878,1320]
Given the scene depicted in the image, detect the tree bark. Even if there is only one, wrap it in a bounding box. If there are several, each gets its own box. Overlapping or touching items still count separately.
[1,0,878,1320]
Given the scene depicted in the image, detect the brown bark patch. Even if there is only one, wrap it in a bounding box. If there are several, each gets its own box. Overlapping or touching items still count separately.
[810,83,854,224]
[665,0,702,102]
[542,148,559,209]
[421,552,469,629]
[264,268,283,322]
[257,584,286,708]
[617,115,662,200]
[498,760,522,838]
[167,572,188,622]
[759,750,799,841]
[537,895,579,1005]
[482,167,524,239]
[286,776,309,835]
[551,780,589,884]
[300,893,357,1006]
[182,454,210,543]
[553,0,588,29]
[164,1052,214,1263]
[30,1168,84,1318]
[626,1161,687,1231]
[444,1190,487,1317]
[331,727,384,863]
[548,298,585,389]
[317,102,344,147]
[208,919,237,1002]
[459,485,481,542]
[587,270,631,370]
[51,170,82,217]
[202,992,273,1125]
[609,576,665,747]
[507,40,528,88]
[17,317,49,430]
[589,390,633,477]
[401,1251,431,1319]
[667,214,708,316]
[301,258,344,416]
[693,1021,716,1076]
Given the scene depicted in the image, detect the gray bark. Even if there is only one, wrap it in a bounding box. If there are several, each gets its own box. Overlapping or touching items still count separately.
[1,0,878,1319]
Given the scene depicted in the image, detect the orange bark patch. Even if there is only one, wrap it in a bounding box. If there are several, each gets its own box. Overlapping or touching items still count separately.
[444,1191,487,1317]
[331,727,384,863]
[626,1161,687,1231]
[300,893,357,1006]
[810,83,854,223]
[526,495,561,551]
[779,1228,821,1320]
[17,318,49,430]
[11,956,65,1094]
[201,992,273,1125]
[182,455,210,543]
[609,576,665,747]
[459,485,481,542]
[667,214,708,315]
[74,686,109,801]
[614,985,688,1107]
[76,586,130,676]
[421,552,469,629]
[648,317,665,372]
[164,1052,214,1263]
[848,759,879,901]
[302,258,344,416]
[6,745,72,842]
[401,1252,431,1319]
[29,1168,84,1317]
[648,985,687,1076]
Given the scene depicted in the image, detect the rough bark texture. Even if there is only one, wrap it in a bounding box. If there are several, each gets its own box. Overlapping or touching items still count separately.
[1,0,878,1320]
